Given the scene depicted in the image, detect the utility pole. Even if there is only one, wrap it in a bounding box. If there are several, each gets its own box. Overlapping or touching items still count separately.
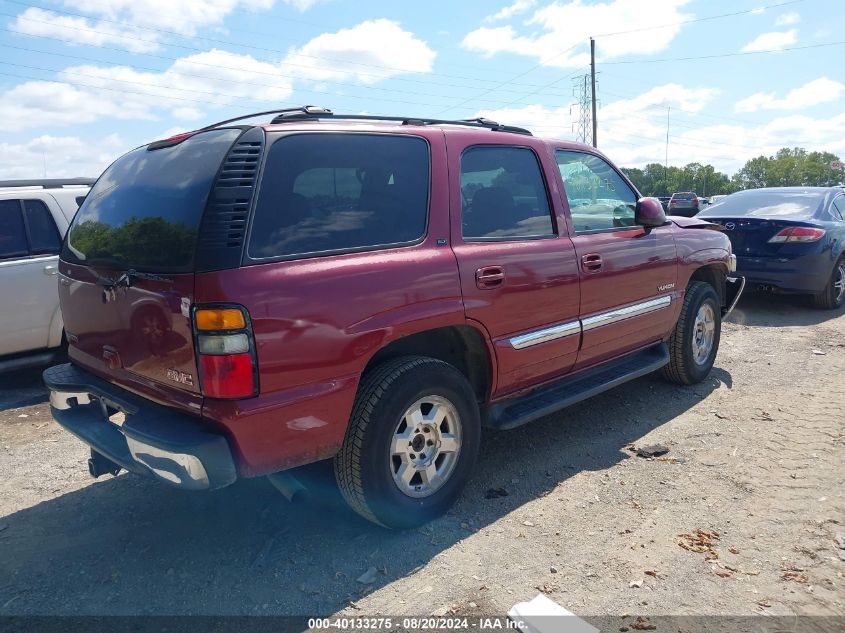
[664,106,670,195]
[590,37,597,148]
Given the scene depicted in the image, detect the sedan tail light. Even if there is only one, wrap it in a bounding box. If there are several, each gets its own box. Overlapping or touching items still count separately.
[768,227,826,243]
[193,306,258,399]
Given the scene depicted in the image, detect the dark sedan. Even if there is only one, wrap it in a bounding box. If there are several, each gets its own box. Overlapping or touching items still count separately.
[699,187,845,309]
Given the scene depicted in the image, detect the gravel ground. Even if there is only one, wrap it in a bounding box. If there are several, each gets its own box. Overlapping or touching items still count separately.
[0,291,843,621]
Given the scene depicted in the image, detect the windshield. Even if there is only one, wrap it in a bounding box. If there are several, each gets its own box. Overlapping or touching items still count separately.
[699,190,824,218]
[62,128,241,272]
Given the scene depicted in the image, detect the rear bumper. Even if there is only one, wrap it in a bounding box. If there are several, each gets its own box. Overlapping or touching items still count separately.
[43,363,237,491]
[735,254,830,293]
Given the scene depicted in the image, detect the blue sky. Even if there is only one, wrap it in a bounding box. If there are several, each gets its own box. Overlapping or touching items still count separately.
[0,0,843,179]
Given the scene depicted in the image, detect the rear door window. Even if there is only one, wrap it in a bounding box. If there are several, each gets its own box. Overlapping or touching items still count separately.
[248,134,430,260]
[0,200,28,259]
[23,199,61,254]
[460,146,554,240]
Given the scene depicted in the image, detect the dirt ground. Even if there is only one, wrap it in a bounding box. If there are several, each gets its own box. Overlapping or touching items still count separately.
[0,291,843,623]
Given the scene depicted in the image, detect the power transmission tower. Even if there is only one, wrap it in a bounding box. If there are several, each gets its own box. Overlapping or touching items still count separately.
[590,37,597,148]
[571,74,593,145]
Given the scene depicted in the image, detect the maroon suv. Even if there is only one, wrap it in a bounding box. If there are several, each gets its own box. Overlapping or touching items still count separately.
[44,107,744,528]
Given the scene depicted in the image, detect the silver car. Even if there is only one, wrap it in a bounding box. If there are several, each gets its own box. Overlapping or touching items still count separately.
[0,179,92,371]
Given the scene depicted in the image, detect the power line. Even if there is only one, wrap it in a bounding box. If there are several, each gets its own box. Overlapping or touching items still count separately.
[591,0,805,38]
[2,5,578,91]
[0,24,578,97]
[0,59,520,111]
[0,42,577,108]
[602,40,845,65]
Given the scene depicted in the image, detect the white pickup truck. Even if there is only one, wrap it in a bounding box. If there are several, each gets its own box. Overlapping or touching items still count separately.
[0,179,92,372]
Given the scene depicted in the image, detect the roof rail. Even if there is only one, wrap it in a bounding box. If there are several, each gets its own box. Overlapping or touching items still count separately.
[148,105,532,150]
[0,178,95,189]
[268,107,533,135]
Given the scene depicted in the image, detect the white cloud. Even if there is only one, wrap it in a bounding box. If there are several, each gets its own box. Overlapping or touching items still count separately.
[282,19,436,84]
[470,85,845,174]
[282,0,323,10]
[11,0,274,52]
[735,77,845,113]
[775,12,801,26]
[485,0,537,22]
[0,134,129,179]
[0,49,293,131]
[464,0,692,68]
[741,29,797,52]
[11,8,159,53]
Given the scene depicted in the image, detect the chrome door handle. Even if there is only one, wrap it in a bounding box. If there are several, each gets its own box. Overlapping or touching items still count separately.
[475,266,505,289]
[581,253,603,273]
[44,264,58,275]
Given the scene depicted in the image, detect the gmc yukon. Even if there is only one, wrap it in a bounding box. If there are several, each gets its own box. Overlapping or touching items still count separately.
[44,107,744,528]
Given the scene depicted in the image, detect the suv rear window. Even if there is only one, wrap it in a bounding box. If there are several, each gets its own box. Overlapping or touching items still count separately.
[62,128,241,272]
[672,192,696,200]
[248,134,429,260]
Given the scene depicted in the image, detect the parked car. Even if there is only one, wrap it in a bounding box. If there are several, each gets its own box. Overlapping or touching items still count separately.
[708,194,728,205]
[43,107,743,528]
[668,191,701,217]
[0,179,92,372]
[657,196,671,211]
[699,187,845,308]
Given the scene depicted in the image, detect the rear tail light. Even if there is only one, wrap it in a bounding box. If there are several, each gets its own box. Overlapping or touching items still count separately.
[768,227,826,243]
[193,306,257,399]
[692,198,699,204]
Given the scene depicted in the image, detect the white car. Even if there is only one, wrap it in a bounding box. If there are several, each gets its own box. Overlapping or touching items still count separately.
[0,179,92,372]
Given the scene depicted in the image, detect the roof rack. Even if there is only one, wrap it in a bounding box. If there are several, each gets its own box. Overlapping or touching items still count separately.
[149,105,532,150]
[268,107,533,135]
[0,178,95,189]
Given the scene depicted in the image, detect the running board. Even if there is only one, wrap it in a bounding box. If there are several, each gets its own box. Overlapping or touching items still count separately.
[487,343,670,430]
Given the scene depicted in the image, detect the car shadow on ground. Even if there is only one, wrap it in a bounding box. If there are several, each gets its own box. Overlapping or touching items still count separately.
[0,366,730,616]
[727,290,842,328]
[0,367,49,412]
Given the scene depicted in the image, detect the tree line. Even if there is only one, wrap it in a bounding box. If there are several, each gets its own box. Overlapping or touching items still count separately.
[622,148,842,197]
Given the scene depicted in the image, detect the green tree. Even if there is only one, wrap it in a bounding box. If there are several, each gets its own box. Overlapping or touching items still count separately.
[733,148,841,189]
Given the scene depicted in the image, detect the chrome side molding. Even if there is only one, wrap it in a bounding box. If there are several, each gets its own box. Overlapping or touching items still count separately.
[581,295,671,331]
[510,320,581,350]
[509,295,673,349]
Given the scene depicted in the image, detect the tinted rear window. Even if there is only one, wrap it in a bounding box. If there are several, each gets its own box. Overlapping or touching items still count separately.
[63,128,241,272]
[0,200,28,259]
[672,192,696,200]
[248,134,429,260]
[700,191,824,218]
[24,199,61,254]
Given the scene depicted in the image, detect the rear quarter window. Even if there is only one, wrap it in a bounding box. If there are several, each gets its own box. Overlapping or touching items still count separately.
[247,134,429,260]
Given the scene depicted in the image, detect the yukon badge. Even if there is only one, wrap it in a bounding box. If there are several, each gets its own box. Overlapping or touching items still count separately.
[166,369,194,386]
[658,283,675,292]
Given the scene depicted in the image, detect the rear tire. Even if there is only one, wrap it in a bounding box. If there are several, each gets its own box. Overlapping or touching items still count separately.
[334,356,480,529]
[662,281,722,385]
[811,258,845,310]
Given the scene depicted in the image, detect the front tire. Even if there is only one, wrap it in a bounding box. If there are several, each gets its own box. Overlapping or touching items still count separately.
[662,281,722,385]
[334,356,480,529]
[811,258,845,310]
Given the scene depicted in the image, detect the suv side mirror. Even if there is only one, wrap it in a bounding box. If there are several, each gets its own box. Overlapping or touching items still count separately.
[635,197,668,228]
